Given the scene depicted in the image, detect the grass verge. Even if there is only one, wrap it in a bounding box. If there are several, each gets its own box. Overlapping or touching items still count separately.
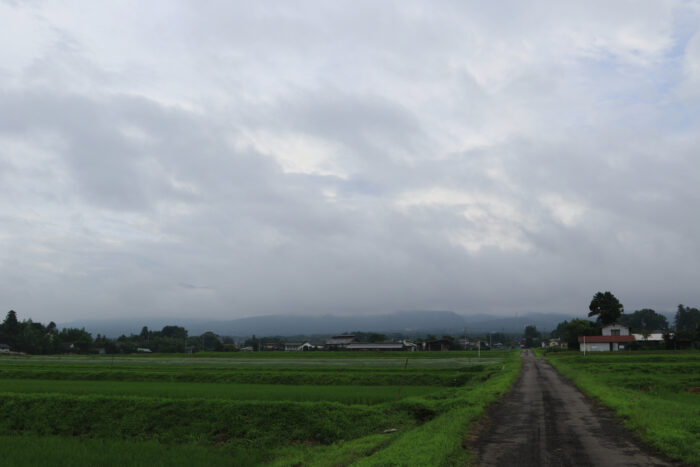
[349,352,522,466]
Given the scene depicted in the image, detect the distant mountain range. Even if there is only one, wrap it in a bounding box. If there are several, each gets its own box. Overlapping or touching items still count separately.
[60,310,583,338]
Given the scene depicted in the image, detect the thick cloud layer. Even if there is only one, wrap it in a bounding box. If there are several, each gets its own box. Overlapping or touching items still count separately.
[1,1,699,322]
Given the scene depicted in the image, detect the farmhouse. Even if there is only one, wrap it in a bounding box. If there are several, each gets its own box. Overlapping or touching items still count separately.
[283,342,314,351]
[325,334,356,350]
[578,323,635,352]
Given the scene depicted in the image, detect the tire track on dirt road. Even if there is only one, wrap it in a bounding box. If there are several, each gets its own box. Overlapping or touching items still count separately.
[469,350,679,466]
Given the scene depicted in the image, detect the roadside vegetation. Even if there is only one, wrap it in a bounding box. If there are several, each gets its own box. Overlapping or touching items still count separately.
[0,350,521,466]
[542,351,700,465]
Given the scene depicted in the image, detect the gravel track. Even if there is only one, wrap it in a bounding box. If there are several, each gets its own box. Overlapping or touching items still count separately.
[469,350,679,466]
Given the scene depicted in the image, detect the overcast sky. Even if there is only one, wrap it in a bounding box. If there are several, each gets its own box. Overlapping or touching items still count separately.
[2,1,700,323]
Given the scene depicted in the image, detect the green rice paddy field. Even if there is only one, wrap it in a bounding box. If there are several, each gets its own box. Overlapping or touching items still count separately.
[0,351,521,466]
[543,350,700,465]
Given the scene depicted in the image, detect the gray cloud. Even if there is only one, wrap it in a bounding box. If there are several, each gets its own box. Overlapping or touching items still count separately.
[1,1,699,323]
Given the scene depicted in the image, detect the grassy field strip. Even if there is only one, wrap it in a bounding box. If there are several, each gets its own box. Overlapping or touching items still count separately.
[0,435,238,467]
[268,351,523,466]
[0,379,441,404]
[1,355,504,367]
[0,360,496,386]
[543,351,700,466]
[0,393,415,446]
[0,351,520,465]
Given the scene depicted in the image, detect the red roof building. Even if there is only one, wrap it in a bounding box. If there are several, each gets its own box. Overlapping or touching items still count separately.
[578,326,635,352]
[577,335,635,343]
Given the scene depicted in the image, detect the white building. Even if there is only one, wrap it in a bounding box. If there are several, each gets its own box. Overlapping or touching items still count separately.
[579,324,635,352]
[631,333,664,342]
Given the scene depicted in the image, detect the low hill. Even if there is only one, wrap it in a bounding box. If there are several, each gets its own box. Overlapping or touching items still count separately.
[60,311,577,338]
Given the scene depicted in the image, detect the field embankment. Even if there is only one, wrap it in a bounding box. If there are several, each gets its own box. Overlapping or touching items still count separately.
[0,351,521,466]
[542,350,700,466]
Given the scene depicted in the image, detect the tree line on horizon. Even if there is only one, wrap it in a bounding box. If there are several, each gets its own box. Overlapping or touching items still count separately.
[2,293,699,354]
[0,309,511,354]
[0,309,523,354]
[0,310,236,355]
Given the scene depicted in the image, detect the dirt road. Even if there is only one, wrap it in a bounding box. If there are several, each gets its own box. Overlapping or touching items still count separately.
[470,350,676,466]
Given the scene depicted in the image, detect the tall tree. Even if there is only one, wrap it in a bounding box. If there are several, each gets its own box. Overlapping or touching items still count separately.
[160,325,188,340]
[1,310,21,348]
[524,325,541,347]
[588,291,623,325]
[675,304,700,332]
[561,319,599,348]
[620,309,668,331]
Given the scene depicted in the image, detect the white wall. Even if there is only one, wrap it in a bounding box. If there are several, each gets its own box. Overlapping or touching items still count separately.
[579,342,610,352]
[632,333,664,342]
[602,324,630,336]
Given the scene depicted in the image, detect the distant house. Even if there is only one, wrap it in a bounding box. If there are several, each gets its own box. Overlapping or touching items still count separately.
[543,338,567,349]
[402,340,418,351]
[325,334,356,350]
[579,323,635,352]
[0,343,10,353]
[284,342,314,351]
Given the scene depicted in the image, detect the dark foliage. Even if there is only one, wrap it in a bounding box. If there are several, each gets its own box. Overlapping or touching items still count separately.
[588,291,624,325]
